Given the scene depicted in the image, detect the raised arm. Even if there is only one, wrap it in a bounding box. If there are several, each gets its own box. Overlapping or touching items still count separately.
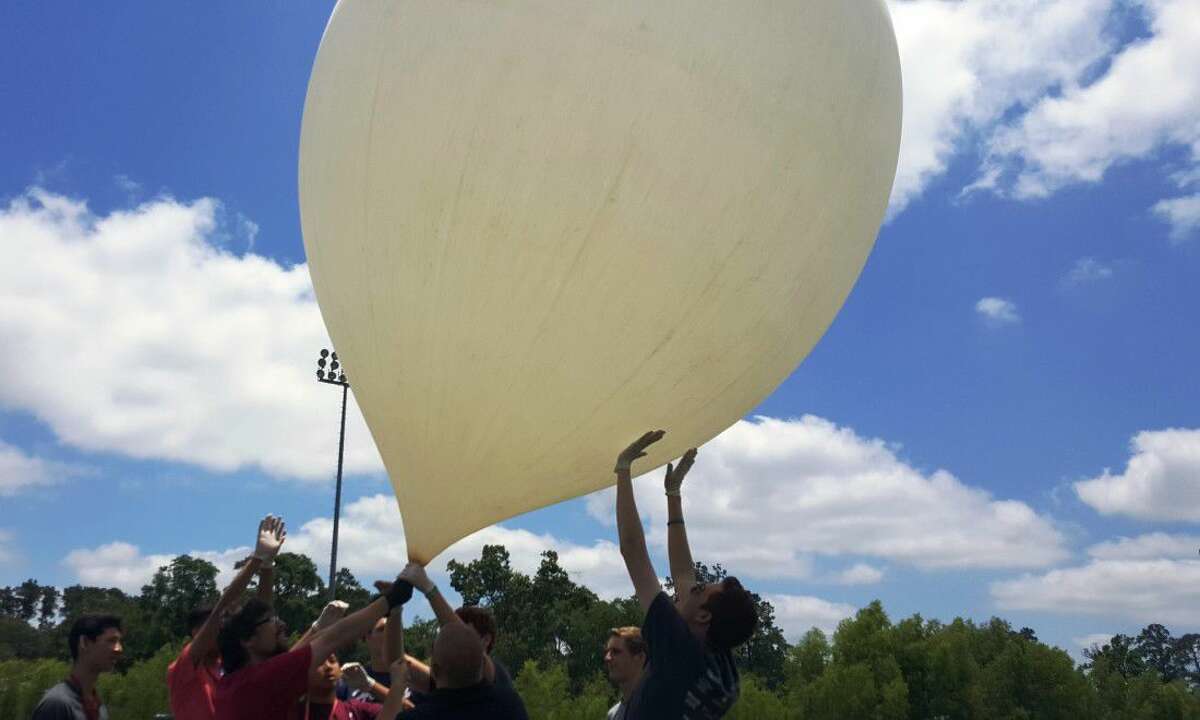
[665,449,698,600]
[190,515,285,665]
[255,563,274,605]
[616,430,666,611]
[309,580,413,671]
[398,562,498,684]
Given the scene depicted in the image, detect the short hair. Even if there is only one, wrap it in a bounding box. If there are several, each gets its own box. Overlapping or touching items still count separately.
[188,606,214,635]
[608,626,646,658]
[455,606,498,653]
[433,623,485,688]
[702,578,758,652]
[69,614,122,661]
[217,598,272,674]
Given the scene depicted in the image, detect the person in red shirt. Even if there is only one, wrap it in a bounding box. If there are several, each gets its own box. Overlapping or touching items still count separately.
[168,514,285,720]
[297,653,381,720]
[214,574,414,720]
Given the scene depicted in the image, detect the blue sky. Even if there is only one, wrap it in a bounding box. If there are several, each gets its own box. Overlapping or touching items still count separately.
[2,1,1199,657]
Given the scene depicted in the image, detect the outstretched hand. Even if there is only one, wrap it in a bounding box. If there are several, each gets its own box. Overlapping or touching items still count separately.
[399,562,434,594]
[615,430,665,473]
[253,515,286,563]
[314,600,350,630]
[664,448,697,496]
[375,578,414,610]
[342,662,372,691]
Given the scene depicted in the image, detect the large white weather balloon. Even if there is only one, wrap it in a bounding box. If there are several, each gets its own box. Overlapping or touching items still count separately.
[299,0,902,562]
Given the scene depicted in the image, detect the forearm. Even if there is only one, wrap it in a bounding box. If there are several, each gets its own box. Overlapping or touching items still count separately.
[385,608,405,665]
[311,598,389,661]
[378,672,409,719]
[255,566,274,605]
[424,588,456,628]
[616,470,649,555]
[666,494,695,592]
[405,655,432,694]
[192,557,261,660]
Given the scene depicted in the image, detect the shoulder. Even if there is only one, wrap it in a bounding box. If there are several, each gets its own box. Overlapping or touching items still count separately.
[32,684,76,718]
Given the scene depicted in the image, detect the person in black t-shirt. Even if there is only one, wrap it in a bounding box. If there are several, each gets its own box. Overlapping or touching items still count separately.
[613,431,760,720]
[387,622,527,720]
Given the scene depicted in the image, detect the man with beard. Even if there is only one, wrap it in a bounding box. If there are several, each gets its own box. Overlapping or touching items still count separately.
[169,514,285,720]
[31,614,124,720]
[603,627,646,720]
[214,576,415,720]
[299,653,382,720]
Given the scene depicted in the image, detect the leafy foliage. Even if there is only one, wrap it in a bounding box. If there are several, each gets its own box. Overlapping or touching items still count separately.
[3,546,1200,719]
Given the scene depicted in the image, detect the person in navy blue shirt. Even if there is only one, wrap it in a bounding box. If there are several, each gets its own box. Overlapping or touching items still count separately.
[613,431,759,720]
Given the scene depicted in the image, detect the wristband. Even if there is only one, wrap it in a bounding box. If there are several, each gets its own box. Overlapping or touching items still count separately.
[423,584,440,598]
[384,579,414,610]
[665,490,681,497]
[667,519,684,526]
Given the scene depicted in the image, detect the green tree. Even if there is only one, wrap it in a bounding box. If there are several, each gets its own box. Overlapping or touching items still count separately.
[138,555,220,653]
[332,567,372,607]
[272,552,326,632]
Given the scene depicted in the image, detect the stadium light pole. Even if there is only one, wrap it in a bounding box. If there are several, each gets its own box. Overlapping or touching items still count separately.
[316,348,350,601]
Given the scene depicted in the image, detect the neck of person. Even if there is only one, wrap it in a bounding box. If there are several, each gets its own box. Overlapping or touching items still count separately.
[71,661,100,695]
[619,676,640,703]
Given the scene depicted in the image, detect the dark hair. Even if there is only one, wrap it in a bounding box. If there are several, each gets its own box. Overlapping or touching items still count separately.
[69,614,122,661]
[609,626,646,659]
[702,578,758,652]
[455,606,498,653]
[188,606,214,635]
[217,598,272,674]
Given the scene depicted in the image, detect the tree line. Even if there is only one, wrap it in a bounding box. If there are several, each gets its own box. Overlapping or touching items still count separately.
[2,545,1200,719]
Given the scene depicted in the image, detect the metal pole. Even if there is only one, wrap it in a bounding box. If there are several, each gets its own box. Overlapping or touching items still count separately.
[328,381,348,600]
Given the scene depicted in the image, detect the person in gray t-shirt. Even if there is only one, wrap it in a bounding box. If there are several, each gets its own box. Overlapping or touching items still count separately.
[604,627,646,720]
[32,614,124,720]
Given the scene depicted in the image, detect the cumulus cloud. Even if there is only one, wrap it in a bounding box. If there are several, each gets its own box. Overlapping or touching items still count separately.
[830,563,885,586]
[1153,194,1200,242]
[0,188,383,482]
[979,0,1200,233]
[0,529,17,566]
[1089,532,1200,561]
[63,494,634,601]
[588,416,1068,575]
[0,440,63,496]
[1062,257,1115,287]
[886,0,1117,213]
[975,297,1021,325]
[1074,633,1115,651]
[766,593,857,640]
[991,557,1200,625]
[1074,428,1200,521]
[61,541,253,594]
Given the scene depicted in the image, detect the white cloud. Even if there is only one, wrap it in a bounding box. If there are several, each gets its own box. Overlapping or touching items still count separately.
[0,440,61,496]
[991,557,1200,625]
[1062,257,1115,287]
[981,0,1200,225]
[62,542,175,594]
[1089,532,1200,561]
[0,529,17,566]
[588,416,1068,574]
[1074,428,1200,521]
[886,0,1118,214]
[283,494,634,600]
[1073,633,1114,651]
[0,188,383,482]
[975,297,1021,325]
[830,563,885,586]
[766,593,857,640]
[1153,193,1200,242]
[61,540,255,595]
